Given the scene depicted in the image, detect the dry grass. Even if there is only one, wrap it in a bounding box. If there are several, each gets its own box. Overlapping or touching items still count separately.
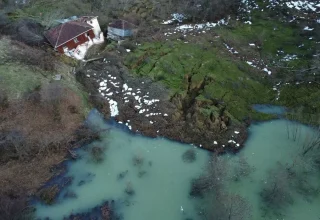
[0,153,66,195]
[0,83,84,195]
[0,85,83,149]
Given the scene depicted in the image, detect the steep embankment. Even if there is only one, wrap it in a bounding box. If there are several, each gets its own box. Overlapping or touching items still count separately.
[0,37,92,198]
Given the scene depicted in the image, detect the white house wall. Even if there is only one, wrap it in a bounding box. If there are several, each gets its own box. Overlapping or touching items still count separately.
[87,17,102,38]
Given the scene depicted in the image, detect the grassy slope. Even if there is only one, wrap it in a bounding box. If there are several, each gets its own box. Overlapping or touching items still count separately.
[125,1,319,124]
[217,16,316,70]
[125,41,275,122]
[0,38,91,116]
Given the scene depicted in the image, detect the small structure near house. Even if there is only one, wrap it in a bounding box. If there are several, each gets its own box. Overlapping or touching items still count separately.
[107,20,137,41]
[45,16,104,60]
[53,74,62,81]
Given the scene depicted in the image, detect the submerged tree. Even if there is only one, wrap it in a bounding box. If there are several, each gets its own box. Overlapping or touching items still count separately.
[192,154,252,219]
[202,191,252,220]
[232,155,254,182]
[182,149,196,163]
[260,163,293,217]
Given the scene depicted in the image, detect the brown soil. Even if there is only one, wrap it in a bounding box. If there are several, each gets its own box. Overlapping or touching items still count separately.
[77,56,247,153]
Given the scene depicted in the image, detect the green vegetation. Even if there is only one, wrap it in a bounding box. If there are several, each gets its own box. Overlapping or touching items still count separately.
[125,41,275,121]
[280,84,320,125]
[0,64,46,99]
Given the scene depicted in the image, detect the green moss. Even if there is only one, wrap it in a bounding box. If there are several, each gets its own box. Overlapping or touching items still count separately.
[126,41,274,122]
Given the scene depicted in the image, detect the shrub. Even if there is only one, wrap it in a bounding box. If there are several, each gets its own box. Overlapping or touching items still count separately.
[0,192,34,220]
[189,176,210,197]
[38,185,60,205]
[90,144,105,163]
[7,40,56,71]
[124,182,135,196]
[182,149,196,163]
[132,155,144,167]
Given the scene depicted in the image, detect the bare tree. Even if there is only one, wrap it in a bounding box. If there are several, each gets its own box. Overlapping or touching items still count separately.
[13,20,45,46]
[190,154,229,197]
[203,192,252,220]
[260,163,293,217]
[0,192,33,220]
[191,154,252,219]
[232,155,255,181]
[40,82,65,121]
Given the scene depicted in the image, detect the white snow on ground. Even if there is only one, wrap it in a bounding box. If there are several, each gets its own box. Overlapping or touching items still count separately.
[245,59,272,75]
[224,43,239,54]
[303,26,314,31]
[228,139,240,147]
[224,42,272,75]
[109,99,119,117]
[214,141,218,145]
[246,61,256,67]
[263,68,272,75]
[264,0,320,12]
[174,18,229,32]
[281,54,298,61]
[273,82,282,101]
[234,131,240,134]
[285,0,320,11]
[91,73,169,129]
[162,13,186,24]
[317,19,320,23]
[242,0,320,25]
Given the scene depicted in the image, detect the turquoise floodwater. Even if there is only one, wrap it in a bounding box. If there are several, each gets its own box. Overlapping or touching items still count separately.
[230,120,320,220]
[252,104,287,115]
[35,110,210,220]
[35,110,320,220]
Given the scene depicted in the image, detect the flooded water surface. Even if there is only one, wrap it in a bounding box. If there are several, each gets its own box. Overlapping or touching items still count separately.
[35,111,320,220]
[35,110,210,220]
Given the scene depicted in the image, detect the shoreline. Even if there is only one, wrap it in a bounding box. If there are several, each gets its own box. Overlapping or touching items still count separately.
[76,58,248,153]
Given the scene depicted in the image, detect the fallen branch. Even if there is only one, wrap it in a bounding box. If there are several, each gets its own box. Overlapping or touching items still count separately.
[84,57,104,63]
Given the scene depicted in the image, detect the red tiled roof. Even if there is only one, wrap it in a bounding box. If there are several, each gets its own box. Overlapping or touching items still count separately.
[45,21,93,48]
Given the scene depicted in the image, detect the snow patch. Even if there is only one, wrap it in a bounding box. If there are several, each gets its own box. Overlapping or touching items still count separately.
[303,26,314,31]
[109,100,119,117]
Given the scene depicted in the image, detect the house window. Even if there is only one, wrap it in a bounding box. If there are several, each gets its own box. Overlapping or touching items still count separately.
[74,38,79,43]
[63,46,68,51]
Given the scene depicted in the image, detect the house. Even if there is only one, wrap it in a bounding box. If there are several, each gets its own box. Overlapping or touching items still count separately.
[107,20,137,41]
[45,16,104,60]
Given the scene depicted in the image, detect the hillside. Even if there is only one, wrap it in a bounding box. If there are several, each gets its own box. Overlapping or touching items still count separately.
[0,0,319,218]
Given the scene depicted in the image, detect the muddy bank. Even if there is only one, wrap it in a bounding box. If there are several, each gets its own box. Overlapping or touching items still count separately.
[76,54,247,152]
